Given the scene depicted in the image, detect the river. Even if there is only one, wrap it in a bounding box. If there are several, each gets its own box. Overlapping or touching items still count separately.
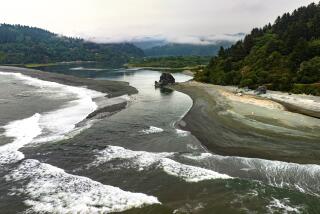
[0,65,319,213]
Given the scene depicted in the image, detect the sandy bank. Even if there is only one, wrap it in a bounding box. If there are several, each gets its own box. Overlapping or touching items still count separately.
[172,81,320,164]
[0,66,138,118]
[224,86,320,119]
[181,70,194,77]
[0,66,138,98]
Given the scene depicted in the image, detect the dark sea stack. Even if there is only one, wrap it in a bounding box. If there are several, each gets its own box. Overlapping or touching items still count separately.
[255,86,267,95]
[155,73,175,87]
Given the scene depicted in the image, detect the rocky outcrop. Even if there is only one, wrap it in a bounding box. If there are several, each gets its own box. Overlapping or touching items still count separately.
[255,86,267,95]
[155,73,175,87]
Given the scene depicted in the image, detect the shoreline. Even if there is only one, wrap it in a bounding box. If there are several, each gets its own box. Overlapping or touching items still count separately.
[224,86,320,119]
[0,66,138,98]
[0,66,138,119]
[172,81,320,164]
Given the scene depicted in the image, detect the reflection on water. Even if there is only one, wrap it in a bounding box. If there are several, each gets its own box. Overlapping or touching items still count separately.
[159,87,174,95]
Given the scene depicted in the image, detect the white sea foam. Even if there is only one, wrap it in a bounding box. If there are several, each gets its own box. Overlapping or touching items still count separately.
[70,67,105,71]
[0,72,158,213]
[5,159,160,214]
[176,129,189,137]
[0,72,105,165]
[90,146,232,182]
[0,113,41,165]
[141,126,164,134]
[0,71,105,99]
[182,153,320,196]
[34,92,99,143]
[267,198,303,214]
[182,153,213,161]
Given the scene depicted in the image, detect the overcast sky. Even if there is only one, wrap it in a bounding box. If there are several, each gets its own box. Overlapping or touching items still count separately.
[0,0,316,43]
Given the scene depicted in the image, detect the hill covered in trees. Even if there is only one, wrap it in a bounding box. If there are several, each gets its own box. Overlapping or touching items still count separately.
[0,24,144,67]
[128,56,210,68]
[143,42,234,57]
[196,2,320,95]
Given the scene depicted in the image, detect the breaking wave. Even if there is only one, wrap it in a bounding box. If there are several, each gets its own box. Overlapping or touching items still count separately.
[140,126,164,134]
[182,153,320,196]
[0,72,105,165]
[89,146,232,182]
[5,159,159,213]
[0,72,158,213]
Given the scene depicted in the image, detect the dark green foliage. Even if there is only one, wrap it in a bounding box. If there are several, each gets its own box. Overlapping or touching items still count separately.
[0,24,144,67]
[292,83,320,96]
[128,56,210,68]
[297,56,320,83]
[144,42,234,57]
[197,2,320,95]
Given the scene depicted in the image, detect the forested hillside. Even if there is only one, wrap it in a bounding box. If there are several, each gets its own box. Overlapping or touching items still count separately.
[196,3,320,95]
[144,42,233,57]
[0,24,144,67]
[128,56,210,68]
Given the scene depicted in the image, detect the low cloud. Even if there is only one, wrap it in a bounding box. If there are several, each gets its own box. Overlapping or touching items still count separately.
[87,33,246,45]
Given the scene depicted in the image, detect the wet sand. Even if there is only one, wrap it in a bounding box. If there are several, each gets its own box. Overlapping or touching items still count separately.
[224,85,320,119]
[0,66,138,98]
[0,66,138,119]
[172,81,320,164]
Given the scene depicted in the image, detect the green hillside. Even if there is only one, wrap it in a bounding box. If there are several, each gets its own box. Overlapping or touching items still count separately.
[196,3,320,95]
[0,24,144,67]
[144,42,234,57]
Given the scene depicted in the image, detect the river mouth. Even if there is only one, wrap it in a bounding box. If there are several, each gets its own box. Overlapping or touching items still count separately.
[1,65,320,213]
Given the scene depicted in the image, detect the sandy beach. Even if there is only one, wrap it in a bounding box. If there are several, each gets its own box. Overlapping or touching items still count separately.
[172,81,320,164]
[0,66,138,119]
[0,66,138,98]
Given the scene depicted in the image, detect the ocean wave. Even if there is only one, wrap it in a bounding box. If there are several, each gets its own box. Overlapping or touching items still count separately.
[182,153,320,196]
[0,113,41,165]
[176,129,189,137]
[266,198,304,213]
[0,72,105,165]
[0,72,156,213]
[140,126,164,134]
[70,67,105,71]
[5,159,159,213]
[89,146,232,182]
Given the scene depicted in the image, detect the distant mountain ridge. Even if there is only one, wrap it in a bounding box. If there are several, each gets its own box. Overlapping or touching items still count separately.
[0,24,144,67]
[143,42,234,57]
[131,34,244,57]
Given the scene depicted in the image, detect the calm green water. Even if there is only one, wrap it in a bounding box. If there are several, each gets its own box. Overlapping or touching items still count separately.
[0,65,319,214]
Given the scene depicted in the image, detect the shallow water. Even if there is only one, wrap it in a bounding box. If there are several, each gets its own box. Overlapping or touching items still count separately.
[1,66,320,213]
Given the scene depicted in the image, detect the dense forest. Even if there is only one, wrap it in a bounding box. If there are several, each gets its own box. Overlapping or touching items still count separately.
[196,3,320,95]
[144,42,233,57]
[0,24,144,67]
[128,56,210,68]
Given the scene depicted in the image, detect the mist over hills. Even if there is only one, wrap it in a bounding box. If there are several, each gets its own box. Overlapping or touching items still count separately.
[0,24,144,67]
[0,23,246,66]
[131,34,245,57]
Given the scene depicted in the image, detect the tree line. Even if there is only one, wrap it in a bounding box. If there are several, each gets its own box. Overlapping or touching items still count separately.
[0,24,144,67]
[196,3,320,95]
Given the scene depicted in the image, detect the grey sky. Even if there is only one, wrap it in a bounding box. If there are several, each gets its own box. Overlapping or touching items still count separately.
[0,0,316,43]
